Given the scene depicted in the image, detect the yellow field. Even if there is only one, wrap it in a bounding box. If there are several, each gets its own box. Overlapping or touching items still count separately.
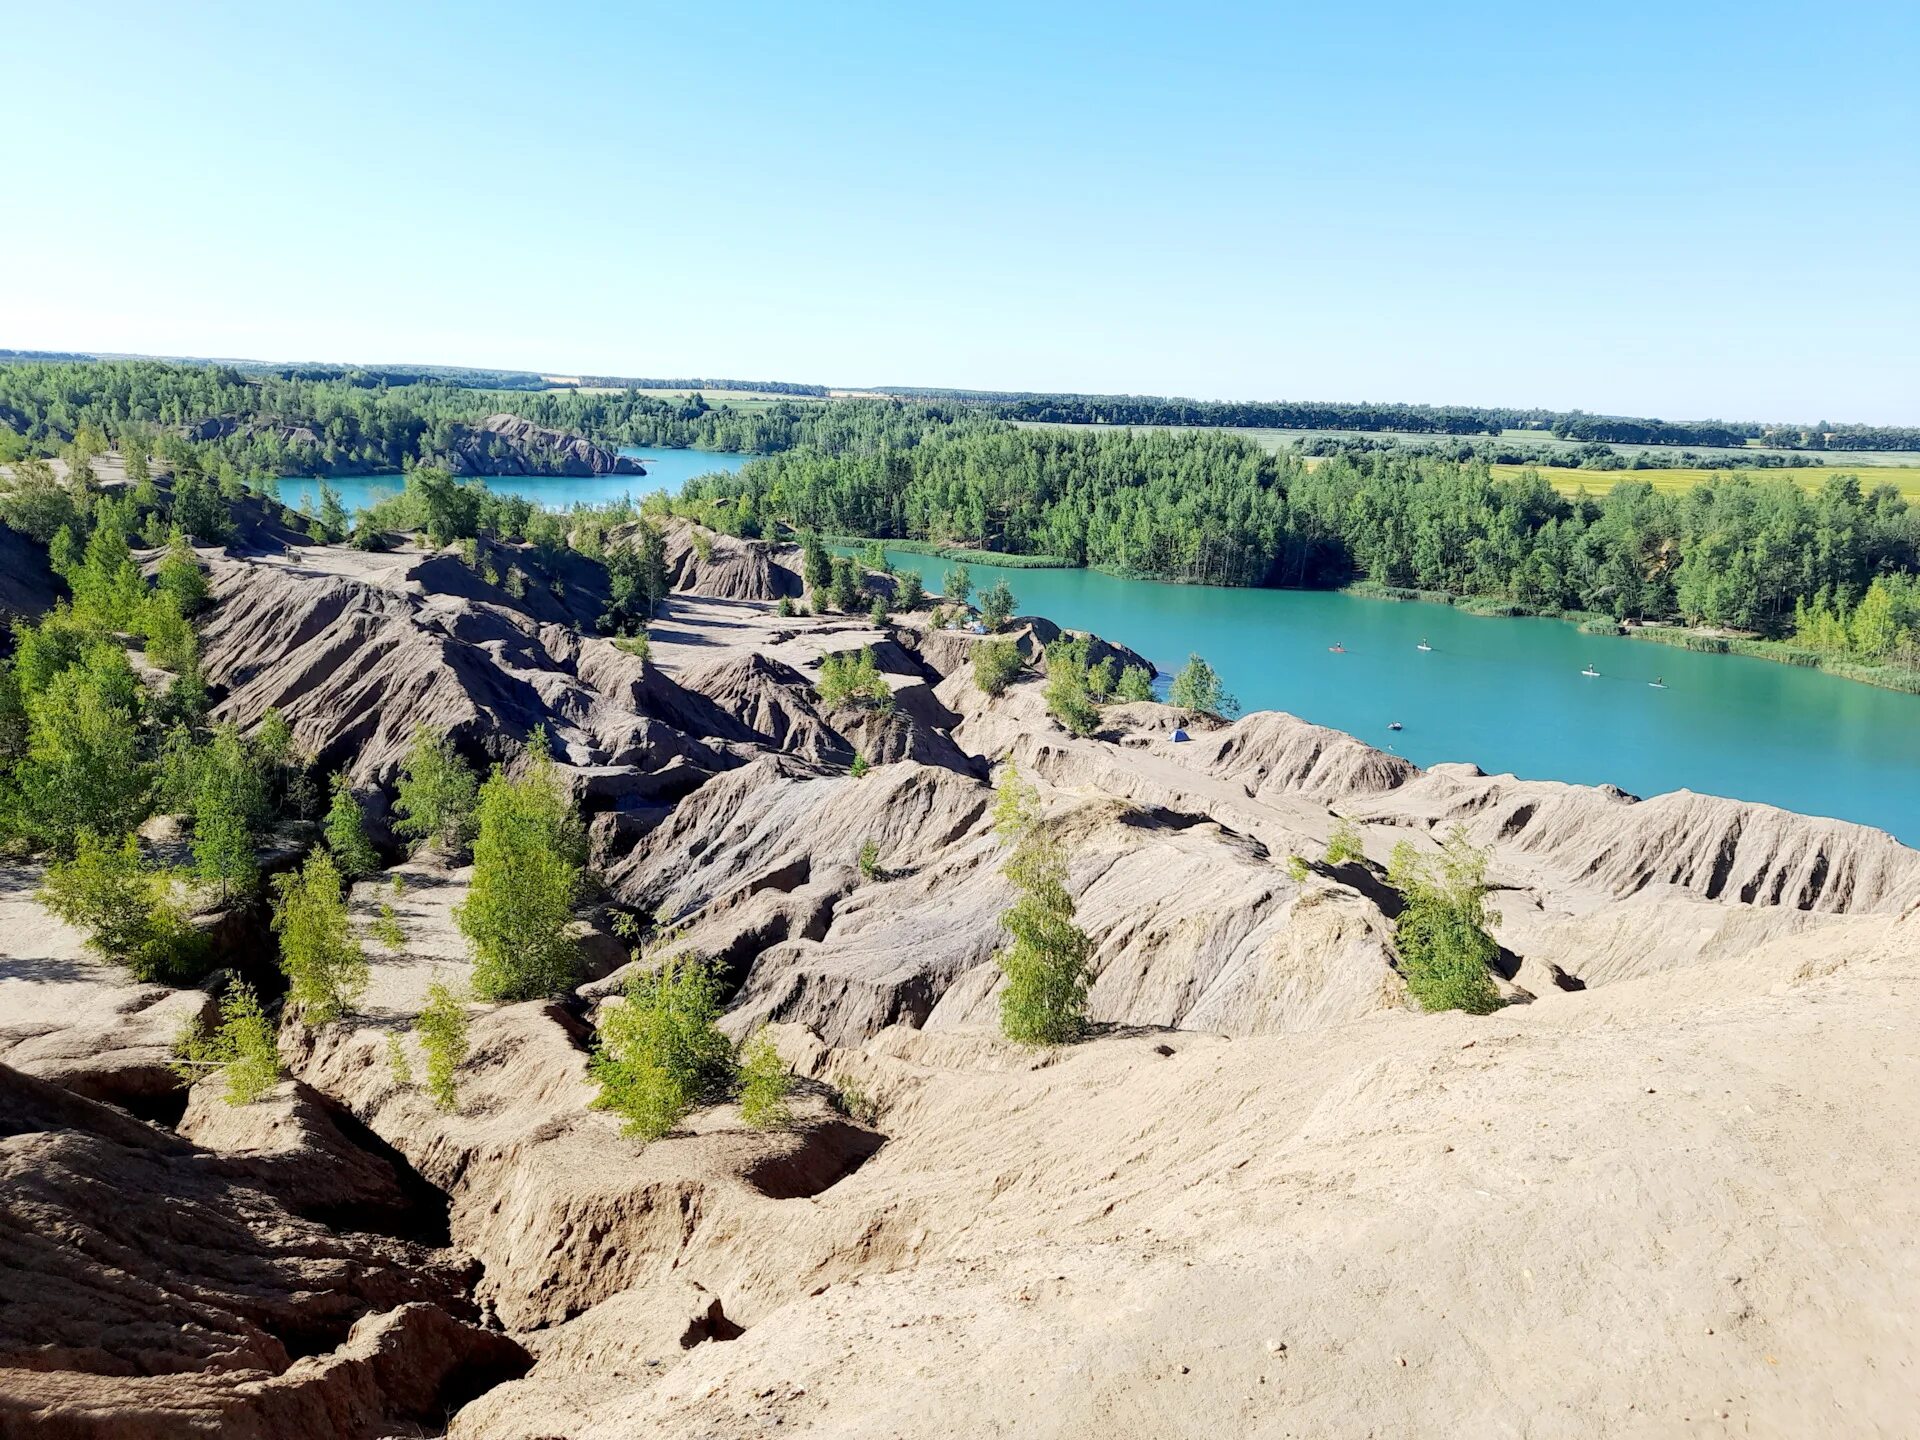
[1500,464,1920,502]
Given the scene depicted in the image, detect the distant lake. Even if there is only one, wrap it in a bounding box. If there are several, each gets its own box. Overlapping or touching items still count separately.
[859,546,1920,842]
[283,446,752,513]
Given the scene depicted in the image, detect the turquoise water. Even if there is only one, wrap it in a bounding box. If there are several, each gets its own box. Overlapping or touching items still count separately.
[284,446,751,513]
[864,548,1920,841]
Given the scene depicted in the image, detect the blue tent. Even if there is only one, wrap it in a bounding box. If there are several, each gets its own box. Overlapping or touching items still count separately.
[1171,727,1190,743]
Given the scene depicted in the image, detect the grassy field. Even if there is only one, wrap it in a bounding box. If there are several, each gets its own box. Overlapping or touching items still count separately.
[1506,464,1920,501]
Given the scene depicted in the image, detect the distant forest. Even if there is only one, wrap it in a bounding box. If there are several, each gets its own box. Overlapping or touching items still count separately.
[877,387,1920,453]
[3,357,1918,674]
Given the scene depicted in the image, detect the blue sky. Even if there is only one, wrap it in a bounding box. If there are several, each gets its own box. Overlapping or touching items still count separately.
[4,1,1915,421]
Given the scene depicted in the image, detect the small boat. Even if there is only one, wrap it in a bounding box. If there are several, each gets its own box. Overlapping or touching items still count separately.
[1388,721,1403,731]
[1581,664,1600,678]
[1416,639,1432,652]
[1649,677,1666,689]
[1328,643,1346,654]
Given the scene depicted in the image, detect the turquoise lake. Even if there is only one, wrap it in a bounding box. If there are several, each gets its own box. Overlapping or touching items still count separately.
[284,445,751,514]
[860,547,1920,843]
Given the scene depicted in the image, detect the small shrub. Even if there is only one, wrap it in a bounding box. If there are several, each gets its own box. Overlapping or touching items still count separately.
[869,594,890,627]
[272,850,369,1025]
[1324,818,1365,866]
[1387,828,1505,1015]
[973,639,1023,697]
[590,955,733,1140]
[1286,854,1311,883]
[849,751,870,779]
[324,774,380,878]
[612,632,652,662]
[1169,653,1239,718]
[775,596,794,618]
[896,570,925,609]
[393,725,479,854]
[172,982,281,1106]
[942,564,972,607]
[831,1072,881,1126]
[979,579,1017,632]
[817,648,892,710]
[39,830,206,983]
[414,979,470,1112]
[371,903,406,951]
[1116,665,1155,702]
[736,1027,793,1130]
[858,838,882,880]
[387,1032,413,1088]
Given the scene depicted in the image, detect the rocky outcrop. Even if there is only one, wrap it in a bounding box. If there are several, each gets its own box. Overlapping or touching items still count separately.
[437,413,642,477]
[0,1065,524,1439]
[659,521,803,601]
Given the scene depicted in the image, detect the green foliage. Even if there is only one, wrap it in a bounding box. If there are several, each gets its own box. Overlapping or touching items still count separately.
[172,982,281,1106]
[456,733,584,1002]
[801,531,832,595]
[992,762,1041,842]
[1324,818,1365,866]
[1043,636,1101,737]
[414,979,470,1112]
[612,631,652,662]
[828,555,862,612]
[1387,829,1504,1015]
[857,837,882,881]
[272,850,368,1025]
[39,830,206,981]
[775,596,794,618]
[859,538,890,573]
[830,1072,881,1125]
[602,521,669,634]
[849,751,870,778]
[942,564,972,606]
[0,456,82,542]
[324,775,381,878]
[590,954,733,1140]
[371,902,406,951]
[156,531,210,614]
[994,825,1092,1047]
[736,1027,793,1130]
[895,570,925,610]
[1169,653,1239,718]
[386,1032,413,1089]
[1086,657,1116,701]
[868,593,890,627]
[1286,854,1311,883]
[972,639,1024,697]
[978,579,1017,632]
[393,726,479,854]
[817,647,892,710]
[13,643,151,855]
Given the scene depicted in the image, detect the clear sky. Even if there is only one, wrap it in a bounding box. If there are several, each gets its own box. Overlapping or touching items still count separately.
[4,0,1916,422]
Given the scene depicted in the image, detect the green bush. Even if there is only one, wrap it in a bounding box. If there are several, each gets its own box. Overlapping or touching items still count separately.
[736,1027,793,1130]
[393,725,479,854]
[818,648,892,710]
[991,765,1090,1046]
[858,838,882,881]
[590,955,733,1140]
[1115,664,1154,702]
[272,850,368,1025]
[456,732,584,1002]
[1169,653,1239,718]
[941,564,972,607]
[1324,817,1365,866]
[324,774,381,878]
[414,979,470,1112]
[979,579,1017,632]
[1387,828,1504,1015]
[896,570,925,610]
[973,639,1024,697]
[39,829,206,982]
[172,982,281,1106]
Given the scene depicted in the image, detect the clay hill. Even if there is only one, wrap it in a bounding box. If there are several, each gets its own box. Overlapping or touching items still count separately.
[2,515,1917,1437]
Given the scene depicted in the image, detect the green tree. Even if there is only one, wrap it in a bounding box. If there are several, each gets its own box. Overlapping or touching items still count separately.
[455,732,584,1001]
[736,1027,793,1129]
[1115,664,1155,702]
[979,579,1017,632]
[324,774,381,878]
[156,530,211,614]
[0,457,82,542]
[992,766,1091,1045]
[801,531,832,596]
[414,978,470,1111]
[1386,828,1504,1015]
[393,725,479,854]
[1169,653,1239,718]
[1324,817,1365,865]
[172,982,281,1106]
[14,646,151,854]
[1043,636,1101,737]
[973,639,1023,696]
[272,850,369,1024]
[896,570,925,609]
[39,830,205,982]
[817,647,893,709]
[868,592,890,627]
[590,954,733,1140]
[942,564,972,607]
[828,555,862,612]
